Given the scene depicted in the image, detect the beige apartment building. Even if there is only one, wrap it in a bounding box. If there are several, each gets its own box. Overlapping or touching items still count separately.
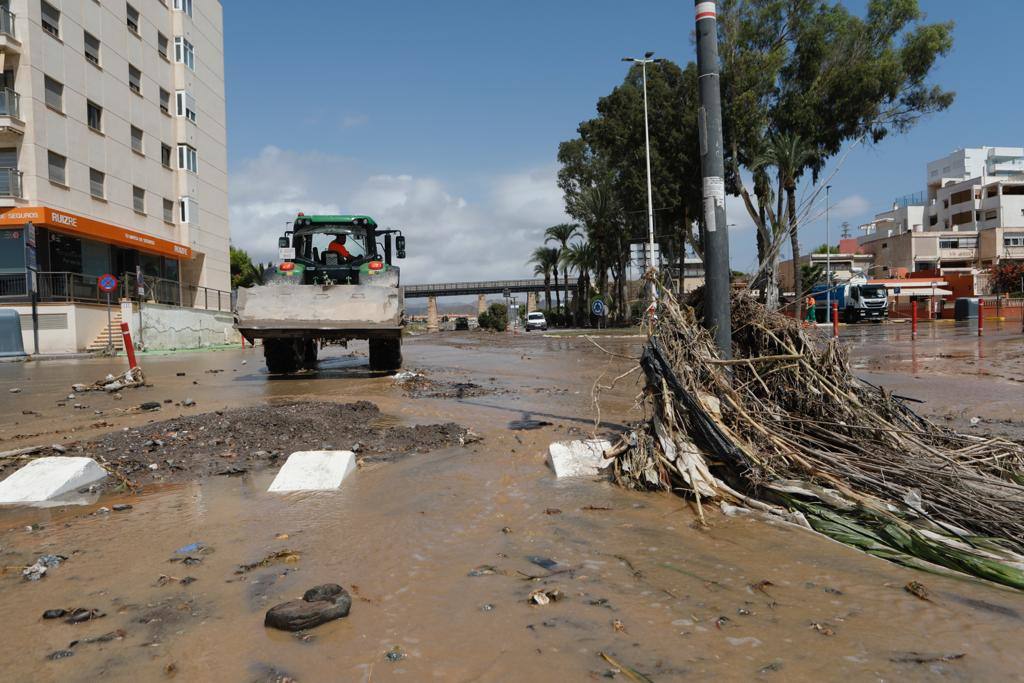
[0,0,230,352]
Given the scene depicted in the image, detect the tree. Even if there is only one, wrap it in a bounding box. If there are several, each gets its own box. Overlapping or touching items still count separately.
[562,241,596,326]
[230,245,262,289]
[529,246,559,311]
[544,223,579,313]
[720,0,954,308]
[990,262,1024,295]
[477,302,508,332]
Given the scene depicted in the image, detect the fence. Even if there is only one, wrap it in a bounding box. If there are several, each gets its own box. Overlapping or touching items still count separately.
[0,271,231,312]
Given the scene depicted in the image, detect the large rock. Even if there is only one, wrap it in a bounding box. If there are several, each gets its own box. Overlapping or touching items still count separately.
[0,457,107,504]
[547,439,613,478]
[267,451,357,492]
[264,584,352,631]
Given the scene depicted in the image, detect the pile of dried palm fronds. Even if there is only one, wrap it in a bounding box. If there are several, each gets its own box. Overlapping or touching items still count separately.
[609,284,1024,589]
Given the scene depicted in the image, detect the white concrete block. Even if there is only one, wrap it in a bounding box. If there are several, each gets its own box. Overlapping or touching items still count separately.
[0,457,107,504]
[268,451,357,492]
[547,440,613,478]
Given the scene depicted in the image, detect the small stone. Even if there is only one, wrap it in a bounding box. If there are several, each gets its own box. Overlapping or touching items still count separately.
[139,402,161,412]
[182,398,196,407]
[241,360,247,365]
[264,584,352,631]
[112,504,133,512]
[42,608,67,619]
[176,372,186,377]
[67,394,75,400]
[51,444,67,453]
[148,463,159,470]
[97,507,111,514]
[9,387,20,393]
[46,650,75,661]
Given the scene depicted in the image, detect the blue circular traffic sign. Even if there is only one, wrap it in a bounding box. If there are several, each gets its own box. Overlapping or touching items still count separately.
[98,273,119,293]
[591,299,606,317]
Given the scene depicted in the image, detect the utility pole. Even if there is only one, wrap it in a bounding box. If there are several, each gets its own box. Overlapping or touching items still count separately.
[694,0,731,359]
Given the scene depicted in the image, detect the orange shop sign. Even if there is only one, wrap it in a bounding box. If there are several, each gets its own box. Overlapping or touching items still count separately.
[0,206,193,259]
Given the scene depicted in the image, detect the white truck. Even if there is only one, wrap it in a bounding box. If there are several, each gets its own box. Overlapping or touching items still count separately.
[812,276,889,323]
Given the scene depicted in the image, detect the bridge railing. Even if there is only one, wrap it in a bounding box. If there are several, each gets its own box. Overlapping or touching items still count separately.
[404,279,547,297]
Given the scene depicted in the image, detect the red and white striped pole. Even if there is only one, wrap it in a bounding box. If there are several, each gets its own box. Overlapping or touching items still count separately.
[911,299,918,340]
[120,322,138,369]
[978,298,984,337]
[832,301,839,338]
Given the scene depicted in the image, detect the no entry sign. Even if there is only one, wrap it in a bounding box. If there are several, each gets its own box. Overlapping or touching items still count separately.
[98,273,119,293]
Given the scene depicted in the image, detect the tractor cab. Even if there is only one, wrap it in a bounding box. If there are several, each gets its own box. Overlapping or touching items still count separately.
[276,214,405,285]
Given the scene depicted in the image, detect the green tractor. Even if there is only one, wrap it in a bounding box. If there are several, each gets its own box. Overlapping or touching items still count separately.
[235,214,406,374]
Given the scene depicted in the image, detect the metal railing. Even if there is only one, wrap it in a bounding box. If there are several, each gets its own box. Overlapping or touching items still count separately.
[0,8,15,40]
[0,271,232,312]
[405,278,548,298]
[0,167,22,198]
[0,88,21,119]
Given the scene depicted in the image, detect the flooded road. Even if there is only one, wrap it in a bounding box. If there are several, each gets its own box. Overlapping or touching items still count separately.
[2,329,1024,681]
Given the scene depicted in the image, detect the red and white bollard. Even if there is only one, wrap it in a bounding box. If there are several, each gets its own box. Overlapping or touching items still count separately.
[911,300,918,340]
[832,301,839,339]
[978,298,984,337]
[120,322,139,369]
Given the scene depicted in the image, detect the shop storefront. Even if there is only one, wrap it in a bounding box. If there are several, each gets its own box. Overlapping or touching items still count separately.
[0,206,193,305]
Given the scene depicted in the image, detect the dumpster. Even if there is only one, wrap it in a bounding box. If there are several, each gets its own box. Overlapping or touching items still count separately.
[954,297,979,321]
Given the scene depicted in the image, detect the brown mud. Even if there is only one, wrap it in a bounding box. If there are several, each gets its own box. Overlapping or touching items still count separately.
[0,327,1023,681]
[0,401,468,489]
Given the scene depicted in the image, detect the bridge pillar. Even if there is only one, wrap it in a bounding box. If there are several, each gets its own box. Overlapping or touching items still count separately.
[477,293,487,316]
[427,296,440,333]
[527,291,537,314]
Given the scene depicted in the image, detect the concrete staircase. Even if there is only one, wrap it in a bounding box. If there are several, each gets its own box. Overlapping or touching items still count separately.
[87,313,125,353]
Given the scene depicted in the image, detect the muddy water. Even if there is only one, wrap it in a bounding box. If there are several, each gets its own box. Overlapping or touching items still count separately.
[2,332,1024,681]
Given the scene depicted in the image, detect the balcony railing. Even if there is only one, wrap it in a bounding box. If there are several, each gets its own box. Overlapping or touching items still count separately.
[0,88,20,118]
[0,8,15,40]
[0,168,22,198]
[0,271,231,312]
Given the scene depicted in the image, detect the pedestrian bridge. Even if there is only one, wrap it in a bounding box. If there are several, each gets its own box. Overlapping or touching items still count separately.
[404,279,547,299]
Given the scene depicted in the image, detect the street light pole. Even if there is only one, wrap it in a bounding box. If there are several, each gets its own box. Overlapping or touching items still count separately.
[622,52,664,305]
[694,0,732,358]
[825,184,832,315]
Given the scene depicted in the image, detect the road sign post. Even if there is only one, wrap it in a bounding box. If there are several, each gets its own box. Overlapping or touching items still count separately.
[24,223,39,355]
[98,274,119,356]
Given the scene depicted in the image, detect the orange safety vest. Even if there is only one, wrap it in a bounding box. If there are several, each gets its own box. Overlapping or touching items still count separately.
[328,241,352,258]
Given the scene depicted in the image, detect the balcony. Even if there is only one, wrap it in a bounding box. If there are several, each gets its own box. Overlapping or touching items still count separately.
[0,167,23,206]
[0,88,22,135]
[939,247,977,260]
[0,8,19,54]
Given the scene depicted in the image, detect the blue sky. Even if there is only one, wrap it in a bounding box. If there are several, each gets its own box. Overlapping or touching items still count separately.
[224,0,1023,281]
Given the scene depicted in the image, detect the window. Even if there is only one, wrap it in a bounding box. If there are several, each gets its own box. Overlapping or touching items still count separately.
[163,198,174,223]
[158,32,169,60]
[133,186,145,213]
[177,144,197,173]
[128,64,142,94]
[47,151,66,185]
[950,211,973,226]
[179,196,198,224]
[161,143,172,168]
[87,101,102,131]
[950,189,973,205]
[985,209,998,221]
[44,76,63,111]
[174,37,195,70]
[130,126,144,154]
[89,168,105,199]
[174,0,193,17]
[1004,234,1024,248]
[175,91,196,123]
[84,32,101,66]
[159,88,170,114]
[126,4,140,34]
[41,1,60,38]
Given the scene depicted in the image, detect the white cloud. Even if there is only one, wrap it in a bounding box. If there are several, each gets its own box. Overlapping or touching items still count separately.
[832,193,871,220]
[340,114,369,129]
[229,147,568,284]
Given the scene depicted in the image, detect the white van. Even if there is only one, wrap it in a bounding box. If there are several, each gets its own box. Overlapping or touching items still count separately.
[525,311,548,331]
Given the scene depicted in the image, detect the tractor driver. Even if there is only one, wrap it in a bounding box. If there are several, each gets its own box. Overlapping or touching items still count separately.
[327,234,353,260]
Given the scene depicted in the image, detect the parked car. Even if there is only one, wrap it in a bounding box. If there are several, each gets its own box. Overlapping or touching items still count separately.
[525,311,548,331]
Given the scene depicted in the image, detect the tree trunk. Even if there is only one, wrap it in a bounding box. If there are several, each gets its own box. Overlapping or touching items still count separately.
[787,185,802,313]
[544,273,551,311]
[563,267,570,316]
[552,266,561,313]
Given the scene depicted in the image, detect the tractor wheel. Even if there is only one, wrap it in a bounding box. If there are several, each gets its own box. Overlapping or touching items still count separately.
[368,337,402,372]
[264,339,302,374]
[302,338,319,368]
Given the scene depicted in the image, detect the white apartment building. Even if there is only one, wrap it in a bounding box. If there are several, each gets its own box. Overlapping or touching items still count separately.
[0,0,228,352]
[859,147,1024,275]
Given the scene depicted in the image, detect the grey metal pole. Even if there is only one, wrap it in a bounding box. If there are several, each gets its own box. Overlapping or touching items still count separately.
[825,185,832,315]
[694,0,731,359]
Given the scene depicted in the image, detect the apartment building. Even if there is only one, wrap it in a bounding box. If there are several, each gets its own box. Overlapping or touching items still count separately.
[858,147,1024,275]
[0,0,228,351]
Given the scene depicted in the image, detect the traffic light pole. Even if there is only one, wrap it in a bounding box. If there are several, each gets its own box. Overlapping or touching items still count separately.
[694,1,732,359]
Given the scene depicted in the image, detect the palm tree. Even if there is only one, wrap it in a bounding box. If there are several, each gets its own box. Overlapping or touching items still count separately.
[562,241,596,326]
[760,132,817,307]
[528,246,559,311]
[544,223,579,314]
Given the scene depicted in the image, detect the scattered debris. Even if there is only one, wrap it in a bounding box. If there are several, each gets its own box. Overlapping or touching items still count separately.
[597,651,654,683]
[9,387,21,393]
[544,508,562,515]
[612,618,627,633]
[22,554,66,581]
[904,581,931,602]
[264,584,352,632]
[509,419,553,431]
[385,646,407,662]
[528,588,563,605]
[139,402,161,412]
[42,609,68,619]
[0,457,107,504]
[810,622,835,636]
[236,549,301,574]
[46,650,75,661]
[74,367,145,393]
[267,450,357,492]
[174,542,209,555]
[156,575,197,587]
[889,651,965,664]
[112,503,133,512]
[468,565,498,577]
[182,398,196,407]
[65,608,106,624]
[547,439,613,478]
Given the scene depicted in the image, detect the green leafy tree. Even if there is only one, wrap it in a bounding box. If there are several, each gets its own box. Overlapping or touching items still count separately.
[477,302,508,332]
[230,245,262,288]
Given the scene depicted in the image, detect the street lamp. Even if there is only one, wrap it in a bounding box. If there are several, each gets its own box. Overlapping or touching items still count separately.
[825,184,832,315]
[622,52,665,276]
